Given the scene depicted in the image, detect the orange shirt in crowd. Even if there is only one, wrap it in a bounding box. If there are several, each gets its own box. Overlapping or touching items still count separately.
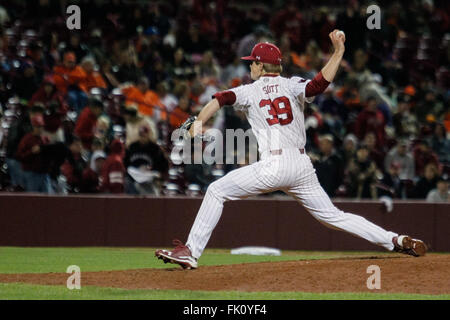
[53,65,106,94]
[78,67,107,93]
[52,65,84,94]
[122,86,167,120]
[336,86,361,108]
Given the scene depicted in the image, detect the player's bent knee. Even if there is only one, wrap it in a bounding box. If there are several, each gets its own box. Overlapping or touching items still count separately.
[309,206,346,221]
[206,181,225,202]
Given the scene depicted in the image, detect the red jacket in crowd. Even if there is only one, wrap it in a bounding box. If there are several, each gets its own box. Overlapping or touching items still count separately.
[15,133,49,173]
[413,146,441,176]
[74,107,98,150]
[29,82,68,133]
[29,83,66,107]
[100,140,125,193]
[355,109,386,148]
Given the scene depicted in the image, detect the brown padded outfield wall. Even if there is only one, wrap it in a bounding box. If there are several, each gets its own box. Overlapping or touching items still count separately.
[0,193,448,251]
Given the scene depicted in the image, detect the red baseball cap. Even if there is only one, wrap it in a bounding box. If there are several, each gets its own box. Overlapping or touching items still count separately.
[241,42,282,65]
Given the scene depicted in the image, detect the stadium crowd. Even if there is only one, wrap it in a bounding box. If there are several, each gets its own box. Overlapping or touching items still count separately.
[0,0,448,201]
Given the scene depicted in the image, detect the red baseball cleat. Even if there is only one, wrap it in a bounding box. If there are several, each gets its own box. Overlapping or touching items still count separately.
[392,235,427,257]
[155,239,198,269]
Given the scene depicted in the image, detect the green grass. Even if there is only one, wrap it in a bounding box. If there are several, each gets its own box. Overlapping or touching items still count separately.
[1,283,449,300]
[0,247,391,274]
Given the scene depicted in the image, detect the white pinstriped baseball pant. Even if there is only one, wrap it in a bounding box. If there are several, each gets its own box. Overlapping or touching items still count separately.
[186,148,397,259]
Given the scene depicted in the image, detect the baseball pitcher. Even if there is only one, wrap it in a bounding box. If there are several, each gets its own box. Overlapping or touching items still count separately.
[155,30,427,269]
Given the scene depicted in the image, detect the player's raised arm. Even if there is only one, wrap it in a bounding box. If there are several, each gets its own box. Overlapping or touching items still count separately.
[305,29,346,98]
[321,30,346,82]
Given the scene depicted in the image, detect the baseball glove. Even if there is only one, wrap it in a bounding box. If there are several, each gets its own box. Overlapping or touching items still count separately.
[180,116,197,139]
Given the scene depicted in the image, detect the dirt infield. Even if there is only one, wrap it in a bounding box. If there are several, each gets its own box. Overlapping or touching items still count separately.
[1,254,449,295]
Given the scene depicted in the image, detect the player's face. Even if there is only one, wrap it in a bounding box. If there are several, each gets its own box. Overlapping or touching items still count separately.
[250,61,263,80]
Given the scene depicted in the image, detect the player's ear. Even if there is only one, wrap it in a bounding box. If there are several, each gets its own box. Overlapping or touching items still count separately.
[257,62,264,71]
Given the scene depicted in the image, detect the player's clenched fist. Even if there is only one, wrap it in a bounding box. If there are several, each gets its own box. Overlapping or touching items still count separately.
[329,29,345,53]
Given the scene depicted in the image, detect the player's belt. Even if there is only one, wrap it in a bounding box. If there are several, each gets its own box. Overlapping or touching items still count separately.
[270,148,305,155]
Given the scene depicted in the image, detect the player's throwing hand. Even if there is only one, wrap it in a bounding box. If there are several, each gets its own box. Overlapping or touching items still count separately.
[329,29,346,53]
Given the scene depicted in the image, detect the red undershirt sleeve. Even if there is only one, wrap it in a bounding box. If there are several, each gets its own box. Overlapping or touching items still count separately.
[212,91,237,107]
[305,71,330,97]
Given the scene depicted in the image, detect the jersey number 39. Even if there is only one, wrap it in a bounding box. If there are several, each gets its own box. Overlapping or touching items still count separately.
[259,96,293,126]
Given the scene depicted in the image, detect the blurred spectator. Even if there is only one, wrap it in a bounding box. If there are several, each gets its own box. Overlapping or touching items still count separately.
[338,133,358,170]
[29,74,66,110]
[100,59,120,89]
[236,25,272,64]
[94,115,112,149]
[29,76,68,142]
[197,50,221,79]
[53,51,77,95]
[5,105,44,190]
[124,126,169,195]
[63,33,88,62]
[354,96,386,148]
[156,81,178,113]
[413,140,440,176]
[310,7,334,52]
[335,76,361,112]
[15,114,52,193]
[412,163,439,199]
[220,56,247,86]
[116,46,144,83]
[415,89,444,123]
[122,76,167,120]
[59,135,85,193]
[80,150,106,193]
[392,96,418,138]
[426,177,449,202]
[335,1,366,58]
[76,56,107,94]
[377,162,404,199]
[310,134,343,197]
[430,122,450,164]
[178,23,211,55]
[52,51,87,114]
[384,139,416,180]
[317,83,346,130]
[345,144,378,199]
[363,132,385,170]
[100,139,125,193]
[74,98,104,151]
[292,41,323,80]
[13,41,46,99]
[123,104,157,147]
[270,0,308,53]
[168,48,194,81]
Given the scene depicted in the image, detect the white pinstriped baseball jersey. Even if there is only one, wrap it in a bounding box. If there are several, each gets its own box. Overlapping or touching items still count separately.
[229,75,313,155]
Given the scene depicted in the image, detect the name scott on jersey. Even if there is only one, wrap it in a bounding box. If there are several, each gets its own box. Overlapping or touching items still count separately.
[262,84,279,94]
